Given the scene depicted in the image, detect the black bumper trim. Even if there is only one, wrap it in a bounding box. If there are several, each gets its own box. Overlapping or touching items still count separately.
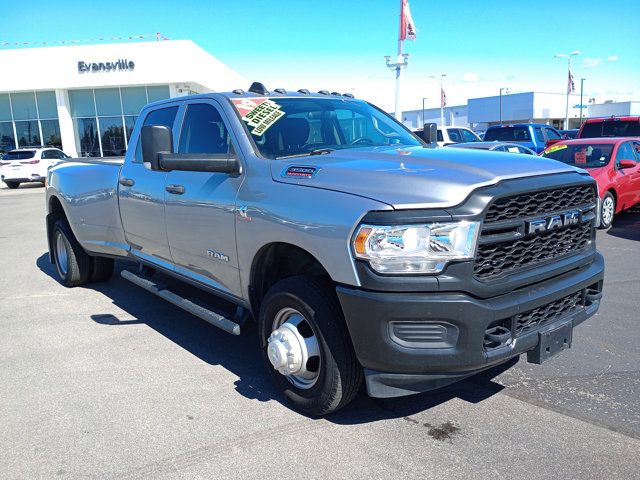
[337,253,604,389]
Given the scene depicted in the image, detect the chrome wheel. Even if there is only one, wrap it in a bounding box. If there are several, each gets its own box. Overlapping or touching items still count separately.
[602,195,614,226]
[267,307,321,389]
[55,232,69,276]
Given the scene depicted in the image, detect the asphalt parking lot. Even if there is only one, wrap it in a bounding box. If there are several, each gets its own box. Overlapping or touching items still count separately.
[1,183,639,479]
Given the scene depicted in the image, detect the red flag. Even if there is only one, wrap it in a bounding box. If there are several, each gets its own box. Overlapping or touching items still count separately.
[441,87,447,108]
[399,0,417,41]
[567,70,575,94]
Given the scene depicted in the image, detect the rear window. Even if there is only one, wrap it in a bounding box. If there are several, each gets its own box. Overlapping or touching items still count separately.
[542,143,614,168]
[580,120,640,138]
[484,127,531,142]
[4,150,36,160]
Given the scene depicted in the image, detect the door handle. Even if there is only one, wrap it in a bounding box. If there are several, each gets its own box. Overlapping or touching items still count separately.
[165,184,185,195]
[119,177,135,187]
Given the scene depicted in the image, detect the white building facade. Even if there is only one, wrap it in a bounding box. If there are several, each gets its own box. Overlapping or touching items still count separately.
[0,40,246,157]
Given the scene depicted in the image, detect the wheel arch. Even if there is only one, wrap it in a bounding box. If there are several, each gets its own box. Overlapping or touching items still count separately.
[46,195,69,264]
[249,242,334,318]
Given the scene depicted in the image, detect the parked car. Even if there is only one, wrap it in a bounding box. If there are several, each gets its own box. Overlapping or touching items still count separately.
[484,123,563,153]
[436,126,481,146]
[448,141,537,155]
[541,137,640,228]
[578,116,640,138]
[560,129,579,139]
[1,147,70,189]
[45,85,604,416]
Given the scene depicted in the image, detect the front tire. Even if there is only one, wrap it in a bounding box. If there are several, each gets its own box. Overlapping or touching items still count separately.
[259,275,362,416]
[4,181,20,189]
[599,192,615,229]
[52,219,91,287]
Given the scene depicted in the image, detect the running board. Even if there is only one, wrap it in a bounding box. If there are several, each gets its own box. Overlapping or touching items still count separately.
[120,269,241,335]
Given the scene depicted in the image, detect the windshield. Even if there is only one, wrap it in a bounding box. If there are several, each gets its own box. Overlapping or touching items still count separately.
[4,150,36,160]
[542,143,614,168]
[580,120,640,138]
[484,127,531,142]
[231,97,421,159]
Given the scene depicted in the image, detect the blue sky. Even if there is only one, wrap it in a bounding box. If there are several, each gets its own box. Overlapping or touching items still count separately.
[3,0,639,111]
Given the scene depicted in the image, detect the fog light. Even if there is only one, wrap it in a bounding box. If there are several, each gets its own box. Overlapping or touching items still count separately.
[389,321,459,348]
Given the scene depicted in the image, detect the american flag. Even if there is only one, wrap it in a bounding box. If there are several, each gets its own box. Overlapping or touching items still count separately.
[441,87,447,108]
[568,70,575,94]
[399,0,417,41]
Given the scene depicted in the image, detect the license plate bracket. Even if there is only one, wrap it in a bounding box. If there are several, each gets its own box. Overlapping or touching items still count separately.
[526,319,573,364]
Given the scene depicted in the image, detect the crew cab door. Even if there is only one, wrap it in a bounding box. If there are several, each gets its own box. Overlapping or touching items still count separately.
[614,141,640,208]
[118,105,179,267]
[164,100,244,297]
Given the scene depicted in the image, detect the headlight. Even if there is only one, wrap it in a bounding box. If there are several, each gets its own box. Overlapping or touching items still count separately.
[353,221,480,274]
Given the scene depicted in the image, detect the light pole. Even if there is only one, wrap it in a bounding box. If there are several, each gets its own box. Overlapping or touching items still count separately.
[499,87,510,123]
[422,97,427,128]
[429,73,447,126]
[579,78,586,125]
[554,51,580,129]
[385,54,410,121]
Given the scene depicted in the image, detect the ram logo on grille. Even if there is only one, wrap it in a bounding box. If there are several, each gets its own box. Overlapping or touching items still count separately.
[525,210,581,235]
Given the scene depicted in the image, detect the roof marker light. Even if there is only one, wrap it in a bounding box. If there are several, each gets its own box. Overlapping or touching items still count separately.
[297,89,310,94]
[232,89,245,95]
[274,88,287,94]
[318,90,330,95]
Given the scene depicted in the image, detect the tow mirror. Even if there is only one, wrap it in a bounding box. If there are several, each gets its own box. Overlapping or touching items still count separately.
[619,159,636,169]
[141,125,173,171]
[422,123,438,144]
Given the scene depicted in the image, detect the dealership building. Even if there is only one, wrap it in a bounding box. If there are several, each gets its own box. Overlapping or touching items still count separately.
[401,92,640,131]
[0,40,246,157]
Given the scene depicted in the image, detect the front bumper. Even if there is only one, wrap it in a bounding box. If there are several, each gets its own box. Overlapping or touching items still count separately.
[337,252,604,398]
[1,174,45,183]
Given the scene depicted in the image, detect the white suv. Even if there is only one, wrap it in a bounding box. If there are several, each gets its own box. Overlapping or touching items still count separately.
[437,127,481,147]
[1,148,70,189]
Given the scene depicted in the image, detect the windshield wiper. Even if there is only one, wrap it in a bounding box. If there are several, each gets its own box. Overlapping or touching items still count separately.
[276,148,335,159]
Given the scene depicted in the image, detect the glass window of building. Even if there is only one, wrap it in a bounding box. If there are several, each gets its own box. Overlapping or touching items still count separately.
[0,122,15,152]
[0,94,12,122]
[69,89,96,117]
[41,119,62,148]
[95,88,122,116]
[147,85,170,103]
[99,116,126,156]
[11,92,38,121]
[15,120,41,147]
[73,118,100,157]
[36,91,58,119]
[121,87,147,115]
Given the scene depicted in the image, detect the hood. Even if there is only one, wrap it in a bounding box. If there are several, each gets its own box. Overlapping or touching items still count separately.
[271,146,578,209]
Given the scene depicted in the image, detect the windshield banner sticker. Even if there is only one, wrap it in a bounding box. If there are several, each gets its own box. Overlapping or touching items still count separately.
[545,144,567,154]
[232,98,284,136]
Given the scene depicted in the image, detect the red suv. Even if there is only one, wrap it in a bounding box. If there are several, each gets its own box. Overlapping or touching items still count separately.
[541,137,640,228]
[578,116,640,138]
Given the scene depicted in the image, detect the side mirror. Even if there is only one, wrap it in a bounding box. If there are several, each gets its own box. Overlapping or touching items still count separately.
[141,125,173,170]
[158,153,240,174]
[422,123,438,144]
[619,159,636,169]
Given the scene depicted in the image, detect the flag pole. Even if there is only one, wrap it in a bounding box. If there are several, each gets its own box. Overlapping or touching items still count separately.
[395,0,403,121]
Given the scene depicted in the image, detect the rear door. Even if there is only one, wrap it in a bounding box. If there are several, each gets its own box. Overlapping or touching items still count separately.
[118,104,179,268]
[164,100,244,297]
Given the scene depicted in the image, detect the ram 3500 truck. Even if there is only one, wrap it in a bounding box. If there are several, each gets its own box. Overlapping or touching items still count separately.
[46,83,604,416]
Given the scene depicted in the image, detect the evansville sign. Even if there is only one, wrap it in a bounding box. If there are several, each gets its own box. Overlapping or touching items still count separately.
[78,59,135,73]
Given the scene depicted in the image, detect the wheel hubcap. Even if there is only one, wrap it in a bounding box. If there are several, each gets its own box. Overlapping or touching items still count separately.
[55,233,69,276]
[602,197,614,225]
[267,308,321,389]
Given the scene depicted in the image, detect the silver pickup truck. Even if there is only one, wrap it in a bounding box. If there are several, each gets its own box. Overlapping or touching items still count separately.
[45,83,604,416]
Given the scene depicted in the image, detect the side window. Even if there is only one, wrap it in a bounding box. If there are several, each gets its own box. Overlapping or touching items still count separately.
[134,106,179,163]
[447,129,462,142]
[41,150,53,159]
[545,128,561,140]
[534,127,545,142]
[631,141,640,161]
[615,142,635,168]
[178,103,231,154]
[460,129,478,142]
